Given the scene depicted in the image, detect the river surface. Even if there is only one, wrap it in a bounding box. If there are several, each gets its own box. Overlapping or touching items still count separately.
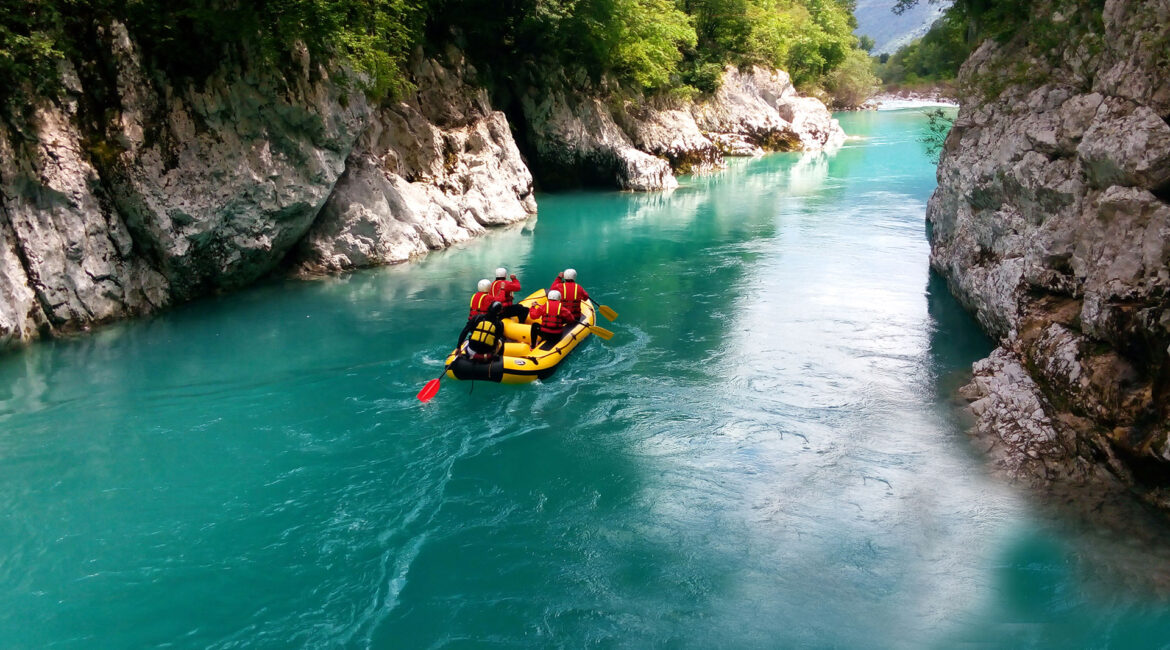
[4,109,1170,648]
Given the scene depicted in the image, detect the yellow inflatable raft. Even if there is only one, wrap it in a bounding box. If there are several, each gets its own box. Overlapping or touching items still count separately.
[445,289,596,384]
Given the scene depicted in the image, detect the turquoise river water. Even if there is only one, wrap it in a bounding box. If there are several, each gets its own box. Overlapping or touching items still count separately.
[5,110,1170,648]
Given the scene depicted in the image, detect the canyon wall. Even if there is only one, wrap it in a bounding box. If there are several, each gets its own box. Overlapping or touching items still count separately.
[0,24,843,352]
[928,1,1170,505]
[517,65,844,191]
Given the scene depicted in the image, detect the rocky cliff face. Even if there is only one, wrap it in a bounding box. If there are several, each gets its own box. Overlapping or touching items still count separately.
[928,1,1170,505]
[1,22,370,347]
[518,65,845,190]
[293,49,537,273]
[0,27,536,350]
[691,66,846,156]
[0,24,842,352]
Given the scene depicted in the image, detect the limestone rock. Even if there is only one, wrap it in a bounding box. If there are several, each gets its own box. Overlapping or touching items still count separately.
[692,66,846,153]
[1077,98,1170,190]
[929,0,1170,507]
[707,133,764,157]
[0,23,846,351]
[0,64,168,346]
[0,25,538,351]
[294,50,537,272]
[519,74,678,191]
[621,102,722,174]
[0,219,48,348]
[98,22,371,299]
[962,346,1111,486]
[519,64,844,190]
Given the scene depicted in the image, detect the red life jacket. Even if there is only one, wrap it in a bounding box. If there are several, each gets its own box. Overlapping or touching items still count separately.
[559,281,585,316]
[491,278,516,306]
[539,299,571,333]
[468,291,493,319]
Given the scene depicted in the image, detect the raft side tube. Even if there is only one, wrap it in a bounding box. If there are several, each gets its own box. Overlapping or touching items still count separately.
[443,289,596,384]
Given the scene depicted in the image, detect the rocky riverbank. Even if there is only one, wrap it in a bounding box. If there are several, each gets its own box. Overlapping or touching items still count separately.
[0,24,843,352]
[928,1,1170,508]
[865,90,958,110]
[515,64,844,191]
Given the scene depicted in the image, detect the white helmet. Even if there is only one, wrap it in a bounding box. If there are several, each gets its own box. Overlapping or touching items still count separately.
[495,267,507,278]
[477,279,491,292]
[548,290,562,301]
[563,268,577,281]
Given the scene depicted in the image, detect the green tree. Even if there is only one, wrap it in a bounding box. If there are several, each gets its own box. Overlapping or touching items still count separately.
[0,0,428,100]
[0,0,65,95]
[2,0,879,104]
[824,47,878,108]
[579,0,697,90]
[893,0,1029,43]
[784,0,856,84]
[682,0,864,88]
[919,107,954,162]
[124,0,427,97]
[876,4,969,85]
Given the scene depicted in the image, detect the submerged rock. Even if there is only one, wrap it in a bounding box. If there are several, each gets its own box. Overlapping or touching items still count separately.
[930,0,1170,508]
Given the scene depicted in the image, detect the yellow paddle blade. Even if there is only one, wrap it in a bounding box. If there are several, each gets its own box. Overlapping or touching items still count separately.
[589,325,614,340]
[598,304,618,321]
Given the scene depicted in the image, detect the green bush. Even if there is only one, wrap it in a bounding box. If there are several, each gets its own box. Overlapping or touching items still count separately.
[881,0,1086,94]
[587,0,696,90]
[680,59,726,94]
[919,106,954,161]
[122,0,427,97]
[824,47,879,108]
[682,0,866,89]
[0,0,65,96]
[0,0,426,100]
[876,5,969,86]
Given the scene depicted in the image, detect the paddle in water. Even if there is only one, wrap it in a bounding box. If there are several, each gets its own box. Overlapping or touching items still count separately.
[417,366,449,403]
[589,324,614,340]
[597,303,617,321]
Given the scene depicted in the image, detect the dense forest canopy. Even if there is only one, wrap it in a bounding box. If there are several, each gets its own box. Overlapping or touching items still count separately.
[0,0,873,101]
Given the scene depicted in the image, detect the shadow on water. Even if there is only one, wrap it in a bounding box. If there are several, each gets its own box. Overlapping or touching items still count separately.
[925,270,995,393]
[924,226,1170,647]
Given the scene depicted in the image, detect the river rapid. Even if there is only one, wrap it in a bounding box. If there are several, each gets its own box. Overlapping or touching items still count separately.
[3,109,1170,648]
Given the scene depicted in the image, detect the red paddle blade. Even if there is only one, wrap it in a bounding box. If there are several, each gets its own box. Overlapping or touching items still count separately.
[417,378,441,402]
